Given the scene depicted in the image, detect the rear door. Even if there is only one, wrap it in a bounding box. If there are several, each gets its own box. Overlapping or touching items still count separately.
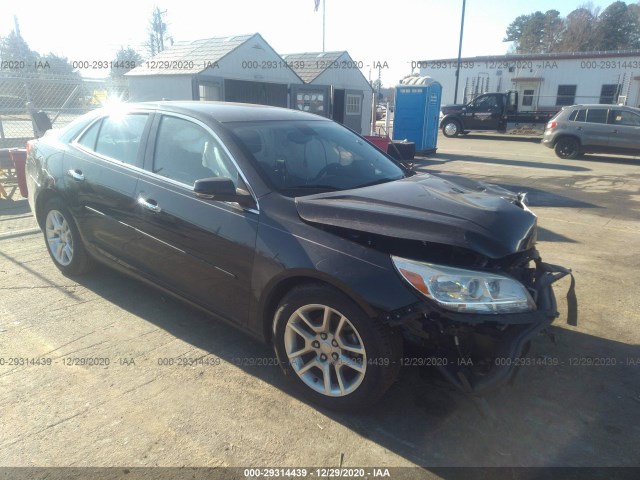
[579,108,611,149]
[64,112,151,265]
[608,108,640,153]
[131,113,258,324]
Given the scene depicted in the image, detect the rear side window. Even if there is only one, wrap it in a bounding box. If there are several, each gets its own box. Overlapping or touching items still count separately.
[569,109,586,122]
[77,119,102,150]
[586,109,608,124]
[93,114,148,165]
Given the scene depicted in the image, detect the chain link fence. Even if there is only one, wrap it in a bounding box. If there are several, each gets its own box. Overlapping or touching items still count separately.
[0,74,128,149]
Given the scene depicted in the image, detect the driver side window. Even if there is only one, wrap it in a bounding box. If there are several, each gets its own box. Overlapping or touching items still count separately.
[153,115,238,187]
[473,95,498,111]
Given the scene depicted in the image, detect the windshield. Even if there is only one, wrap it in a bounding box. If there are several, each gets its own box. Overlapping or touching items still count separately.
[225,120,406,195]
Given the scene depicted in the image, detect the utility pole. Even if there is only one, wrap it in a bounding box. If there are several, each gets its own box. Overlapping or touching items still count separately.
[453,0,466,104]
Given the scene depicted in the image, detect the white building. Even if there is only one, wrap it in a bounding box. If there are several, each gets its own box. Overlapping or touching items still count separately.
[416,50,640,111]
[281,51,373,134]
[126,37,373,134]
[127,34,303,107]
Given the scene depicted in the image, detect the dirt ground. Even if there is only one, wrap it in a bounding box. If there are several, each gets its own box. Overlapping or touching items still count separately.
[1,133,639,477]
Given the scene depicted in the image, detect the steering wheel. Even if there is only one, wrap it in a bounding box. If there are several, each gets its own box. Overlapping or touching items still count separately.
[312,162,341,182]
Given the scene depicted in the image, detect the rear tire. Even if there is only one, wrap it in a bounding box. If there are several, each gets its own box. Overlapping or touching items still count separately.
[554,137,580,159]
[273,284,402,410]
[42,198,94,276]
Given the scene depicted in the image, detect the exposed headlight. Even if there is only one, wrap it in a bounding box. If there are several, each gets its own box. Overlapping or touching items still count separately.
[391,256,535,314]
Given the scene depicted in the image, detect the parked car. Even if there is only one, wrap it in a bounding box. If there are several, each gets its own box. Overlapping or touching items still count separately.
[26,101,575,409]
[543,104,640,159]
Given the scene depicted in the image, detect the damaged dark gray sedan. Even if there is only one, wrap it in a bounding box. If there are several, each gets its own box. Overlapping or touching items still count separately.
[26,101,576,409]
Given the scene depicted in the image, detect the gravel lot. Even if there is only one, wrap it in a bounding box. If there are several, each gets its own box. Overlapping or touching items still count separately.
[1,133,639,476]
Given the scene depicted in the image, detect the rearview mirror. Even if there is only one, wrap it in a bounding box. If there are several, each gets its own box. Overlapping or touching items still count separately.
[193,177,254,207]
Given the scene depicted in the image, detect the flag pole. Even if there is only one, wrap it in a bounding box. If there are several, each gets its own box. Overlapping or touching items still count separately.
[322,0,326,52]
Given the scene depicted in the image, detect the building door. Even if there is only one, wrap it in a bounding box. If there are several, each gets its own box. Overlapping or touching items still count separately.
[343,89,364,134]
[517,83,538,111]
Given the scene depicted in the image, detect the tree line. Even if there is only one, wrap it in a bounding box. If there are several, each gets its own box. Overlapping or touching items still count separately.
[505,1,640,54]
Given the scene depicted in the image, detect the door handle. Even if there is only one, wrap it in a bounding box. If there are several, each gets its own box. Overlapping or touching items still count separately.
[611,129,618,134]
[138,197,162,213]
[66,169,85,181]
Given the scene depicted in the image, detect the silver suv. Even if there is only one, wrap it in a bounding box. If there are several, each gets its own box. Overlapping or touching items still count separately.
[542,104,640,159]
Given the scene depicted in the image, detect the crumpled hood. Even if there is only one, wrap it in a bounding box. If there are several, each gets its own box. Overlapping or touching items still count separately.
[295,174,537,259]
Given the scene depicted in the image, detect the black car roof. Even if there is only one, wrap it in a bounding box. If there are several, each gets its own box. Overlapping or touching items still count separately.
[134,101,331,123]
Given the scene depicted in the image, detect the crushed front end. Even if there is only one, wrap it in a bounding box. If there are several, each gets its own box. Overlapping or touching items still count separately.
[386,247,577,395]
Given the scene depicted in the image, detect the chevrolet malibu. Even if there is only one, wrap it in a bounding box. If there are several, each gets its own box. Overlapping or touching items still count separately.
[26,102,576,409]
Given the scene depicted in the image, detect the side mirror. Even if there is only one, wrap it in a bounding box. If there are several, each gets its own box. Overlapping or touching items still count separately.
[193,177,255,207]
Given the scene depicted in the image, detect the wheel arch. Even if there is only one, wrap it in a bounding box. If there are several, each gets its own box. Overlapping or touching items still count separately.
[440,115,464,130]
[34,188,65,229]
[259,270,378,345]
[553,133,581,148]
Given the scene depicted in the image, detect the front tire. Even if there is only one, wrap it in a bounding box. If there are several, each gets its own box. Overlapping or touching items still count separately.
[42,198,94,276]
[554,137,580,159]
[442,119,462,138]
[273,284,402,410]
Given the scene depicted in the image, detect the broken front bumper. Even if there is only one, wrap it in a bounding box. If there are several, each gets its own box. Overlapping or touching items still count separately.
[386,261,577,395]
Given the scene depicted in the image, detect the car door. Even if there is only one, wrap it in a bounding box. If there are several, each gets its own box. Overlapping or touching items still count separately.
[464,94,502,130]
[573,107,610,149]
[608,108,640,153]
[64,112,152,265]
[131,113,259,325]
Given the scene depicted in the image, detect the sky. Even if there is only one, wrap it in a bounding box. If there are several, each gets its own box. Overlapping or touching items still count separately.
[0,0,622,86]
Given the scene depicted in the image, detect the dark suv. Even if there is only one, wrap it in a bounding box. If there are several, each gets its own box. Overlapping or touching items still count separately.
[543,104,640,159]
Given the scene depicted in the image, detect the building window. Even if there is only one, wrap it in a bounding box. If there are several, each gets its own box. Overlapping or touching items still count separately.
[522,89,534,107]
[599,84,620,104]
[346,94,361,115]
[199,83,221,101]
[556,85,577,106]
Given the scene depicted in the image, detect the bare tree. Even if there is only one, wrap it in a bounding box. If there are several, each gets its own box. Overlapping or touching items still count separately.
[145,7,173,57]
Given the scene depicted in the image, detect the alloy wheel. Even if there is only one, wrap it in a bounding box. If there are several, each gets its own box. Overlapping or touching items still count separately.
[284,304,367,397]
[45,209,74,266]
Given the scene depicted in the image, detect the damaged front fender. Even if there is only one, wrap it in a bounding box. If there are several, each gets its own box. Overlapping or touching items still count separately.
[388,258,577,395]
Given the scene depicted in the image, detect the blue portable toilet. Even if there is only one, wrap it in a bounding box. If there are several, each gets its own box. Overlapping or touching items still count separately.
[392,76,442,154]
